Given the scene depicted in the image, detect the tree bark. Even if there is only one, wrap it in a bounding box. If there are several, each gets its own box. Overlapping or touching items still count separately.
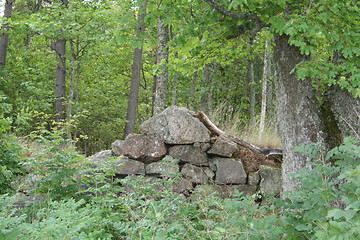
[328,86,360,140]
[124,1,146,137]
[52,39,66,123]
[201,63,217,114]
[273,35,326,192]
[190,71,198,111]
[248,59,256,124]
[0,0,15,66]
[153,17,169,115]
[171,71,179,106]
[259,39,270,138]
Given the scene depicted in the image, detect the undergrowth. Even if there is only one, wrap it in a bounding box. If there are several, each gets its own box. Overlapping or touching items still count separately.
[0,128,359,239]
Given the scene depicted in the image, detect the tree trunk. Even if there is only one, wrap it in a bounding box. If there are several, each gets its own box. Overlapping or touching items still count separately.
[248,59,256,124]
[0,0,14,66]
[153,17,169,115]
[273,35,325,193]
[191,71,198,111]
[172,71,179,106]
[124,1,146,137]
[328,86,360,140]
[267,55,274,118]
[259,39,270,138]
[66,41,80,139]
[201,63,216,114]
[52,39,66,123]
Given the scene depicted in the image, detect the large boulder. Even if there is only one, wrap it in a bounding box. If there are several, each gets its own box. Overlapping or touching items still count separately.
[181,164,209,184]
[113,158,145,175]
[207,136,239,157]
[140,106,210,144]
[169,145,209,166]
[259,165,282,197]
[213,157,247,184]
[121,134,167,164]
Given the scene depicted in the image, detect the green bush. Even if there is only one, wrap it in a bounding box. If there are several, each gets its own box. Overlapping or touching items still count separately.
[2,129,359,239]
[280,137,360,239]
[0,97,23,194]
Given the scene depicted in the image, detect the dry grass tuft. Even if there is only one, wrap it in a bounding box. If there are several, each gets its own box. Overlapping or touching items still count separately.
[208,103,282,149]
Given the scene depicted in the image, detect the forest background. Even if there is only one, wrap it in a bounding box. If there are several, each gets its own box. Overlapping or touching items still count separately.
[0,0,359,239]
[0,0,290,156]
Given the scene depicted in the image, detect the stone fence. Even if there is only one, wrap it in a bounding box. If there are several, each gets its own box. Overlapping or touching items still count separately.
[88,106,282,198]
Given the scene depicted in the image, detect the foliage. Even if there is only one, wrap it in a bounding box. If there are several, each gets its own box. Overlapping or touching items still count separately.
[280,137,360,239]
[0,95,23,194]
[22,129,85,200]
[1,133,360,239]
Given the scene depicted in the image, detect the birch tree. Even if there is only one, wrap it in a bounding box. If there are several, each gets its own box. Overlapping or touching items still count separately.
[153,17,169,115]
[259,39,270,139]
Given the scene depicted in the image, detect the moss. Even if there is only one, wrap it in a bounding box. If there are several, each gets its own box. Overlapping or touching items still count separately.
[320,101,342,149]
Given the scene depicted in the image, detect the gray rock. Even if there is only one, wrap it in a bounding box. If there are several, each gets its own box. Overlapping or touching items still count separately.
[208,158,217,172]
[112,140,124,156]
[232,185,258,196]
[140,106,210,144]
[207,136,239,157]
[193,185,233,198]
[181,163,209,184]
[169,145,209,166]
[248,172,260,186]
[88,150,113,163]
[194,142,212,152]
[203,168,215,181]
[259,165,282,197]
[114,157,145,175]
[146,156,180,177]
[122,134,167,164]
[213,157,247,184]
[169,178,193,194]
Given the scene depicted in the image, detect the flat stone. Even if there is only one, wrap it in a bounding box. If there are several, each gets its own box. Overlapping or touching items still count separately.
[113,158,145,175]
[259,165,282,197]
[181,163,209,184]
[121,134,167,164]
[213,157,247,184]
[169,145,209,166]
[207,136,239,157]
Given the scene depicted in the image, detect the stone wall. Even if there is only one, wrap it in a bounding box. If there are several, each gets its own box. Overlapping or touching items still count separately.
[88,106,282,198]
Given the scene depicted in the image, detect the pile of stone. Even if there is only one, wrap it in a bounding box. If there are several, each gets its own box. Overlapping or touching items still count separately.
[89,106,282,198]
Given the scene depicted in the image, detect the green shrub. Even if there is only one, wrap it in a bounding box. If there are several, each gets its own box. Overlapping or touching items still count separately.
[22,129,84,201]
[280,137,360,239]
[0,97,23,194]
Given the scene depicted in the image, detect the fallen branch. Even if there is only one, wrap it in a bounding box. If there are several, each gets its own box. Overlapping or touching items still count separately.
[195,111,283,157]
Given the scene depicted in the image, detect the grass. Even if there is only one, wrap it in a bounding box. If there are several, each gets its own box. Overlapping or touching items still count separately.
[208,103,282,149]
